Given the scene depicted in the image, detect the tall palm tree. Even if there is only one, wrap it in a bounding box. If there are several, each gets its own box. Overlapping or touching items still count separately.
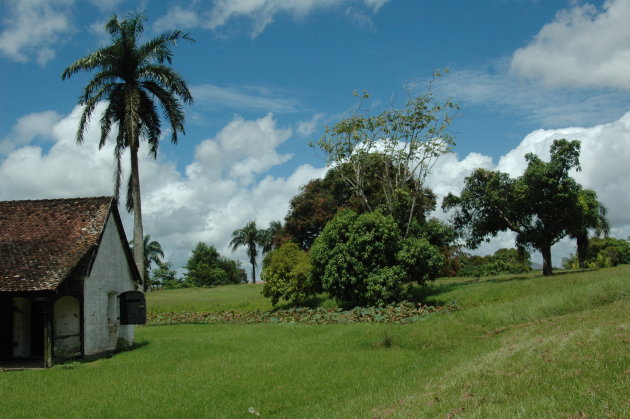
[230,221,264,283]
[61,12,193,288]
[131,235,165,291]
[260,220,283,254]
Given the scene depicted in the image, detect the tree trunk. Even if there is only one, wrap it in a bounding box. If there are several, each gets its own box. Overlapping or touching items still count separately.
[576,233,588,269]
[251,262,256,284]
[130,144,145,290]
[541,245,553,276]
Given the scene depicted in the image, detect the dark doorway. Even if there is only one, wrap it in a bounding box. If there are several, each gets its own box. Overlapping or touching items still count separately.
[31,300,46,356]
[0,295,12,360]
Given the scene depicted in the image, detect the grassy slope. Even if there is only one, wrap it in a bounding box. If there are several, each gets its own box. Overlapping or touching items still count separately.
[1,267,628,418]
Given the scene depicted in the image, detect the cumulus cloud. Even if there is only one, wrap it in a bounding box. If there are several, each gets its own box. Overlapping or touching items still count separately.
[510,0,630,89]
[155,0,392,36]
[0,105,324,279]
[0,110,62,154]
[0,0,74,65]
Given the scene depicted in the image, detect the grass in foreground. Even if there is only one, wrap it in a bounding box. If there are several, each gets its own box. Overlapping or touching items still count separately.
[1,267,629,418]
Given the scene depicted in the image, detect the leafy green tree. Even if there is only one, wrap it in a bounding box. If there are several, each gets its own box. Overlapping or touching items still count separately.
[284,158,436,250]
[310,210,443,307]
[443,139,605,276]
[567,190,610,269]
[184,242,246,286]
[130,234,164,291]
[151,261,184,289]
[261,243,313,306]
[62,12,193,286]
[312,77,457,236]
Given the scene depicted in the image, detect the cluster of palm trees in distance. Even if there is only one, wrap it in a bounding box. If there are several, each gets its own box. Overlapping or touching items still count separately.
[230,221,283,283]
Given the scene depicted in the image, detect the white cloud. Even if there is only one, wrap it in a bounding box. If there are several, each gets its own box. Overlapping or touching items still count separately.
[0,0,74,65]
[0,105,324,281]
[156,0,392,36]
[152,6,200,33]
[190,84,299,113]
[195,113,294,185]
[296,113,324,137]
[0,110,62,154]
[510,0,630,89]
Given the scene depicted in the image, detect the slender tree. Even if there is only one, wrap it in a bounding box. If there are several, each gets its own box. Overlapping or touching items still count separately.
[230,221,264,283]
[62,12,193,288]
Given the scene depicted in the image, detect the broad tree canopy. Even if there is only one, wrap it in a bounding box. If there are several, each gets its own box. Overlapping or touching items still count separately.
[443,139,607,276]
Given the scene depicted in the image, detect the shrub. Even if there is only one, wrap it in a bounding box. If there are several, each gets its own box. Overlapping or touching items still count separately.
[457,248,531,277]
[262,242,313,306]
[310,210,444,307]
[184,242,247,286]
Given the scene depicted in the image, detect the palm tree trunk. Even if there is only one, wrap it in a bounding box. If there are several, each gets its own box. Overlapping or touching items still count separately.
[130,144,145,290]
[251,262,256,284]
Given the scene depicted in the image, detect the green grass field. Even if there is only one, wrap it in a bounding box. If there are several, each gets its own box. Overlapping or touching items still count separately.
[1,267,629,418]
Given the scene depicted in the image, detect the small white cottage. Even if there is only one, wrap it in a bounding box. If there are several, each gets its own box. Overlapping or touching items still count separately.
[0,196,145,368]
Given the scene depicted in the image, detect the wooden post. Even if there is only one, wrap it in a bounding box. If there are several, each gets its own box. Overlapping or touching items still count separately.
[44,300,52,368]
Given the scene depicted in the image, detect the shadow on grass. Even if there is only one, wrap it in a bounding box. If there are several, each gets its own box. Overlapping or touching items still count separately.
[57,340,150,369]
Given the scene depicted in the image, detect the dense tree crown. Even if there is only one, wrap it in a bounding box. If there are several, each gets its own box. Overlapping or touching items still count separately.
[184,242,246,287]
[284,157,436,250]
[443,139,608,275]
[62,12,193,285]
[310,210,444,306]
[261,243,313,306]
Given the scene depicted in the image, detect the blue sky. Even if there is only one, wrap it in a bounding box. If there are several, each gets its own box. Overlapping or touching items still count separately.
[2,0,630,275]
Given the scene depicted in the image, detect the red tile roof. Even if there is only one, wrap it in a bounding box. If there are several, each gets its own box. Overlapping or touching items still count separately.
[0,197,114,292]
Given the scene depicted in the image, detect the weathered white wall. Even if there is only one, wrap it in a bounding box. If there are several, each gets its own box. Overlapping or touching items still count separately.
[83,215,136,356]
[53,296,81,358]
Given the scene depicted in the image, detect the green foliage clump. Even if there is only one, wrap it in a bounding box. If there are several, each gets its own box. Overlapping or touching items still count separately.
[184,242,247,287]
[563,237,630,269]
[310,210,444,306]
[261,242,313,306]
[152,262,186,289]
[458,248,531,277]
